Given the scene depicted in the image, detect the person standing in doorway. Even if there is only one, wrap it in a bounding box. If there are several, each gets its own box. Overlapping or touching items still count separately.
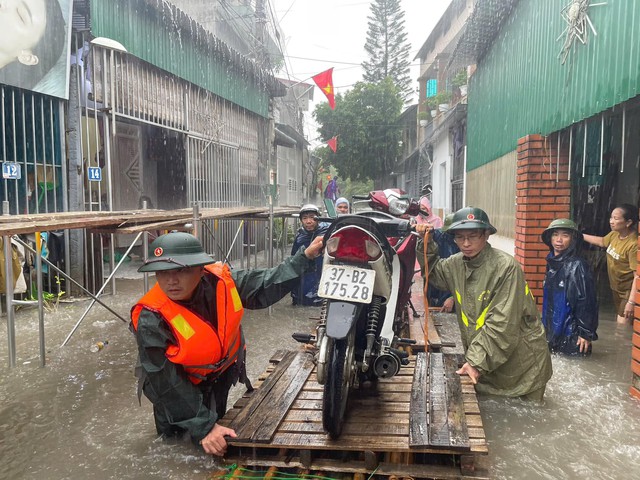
[541,219,598,355]
[583,204,638,324]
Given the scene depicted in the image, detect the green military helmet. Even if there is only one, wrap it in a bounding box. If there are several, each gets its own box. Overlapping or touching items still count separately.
[541,218,582,248]
[138,232,215,272]
[441,213,455,232]
[446,206,497,235]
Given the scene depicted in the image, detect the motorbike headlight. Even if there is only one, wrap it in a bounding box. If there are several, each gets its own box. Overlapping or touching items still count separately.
[388,196,410,216]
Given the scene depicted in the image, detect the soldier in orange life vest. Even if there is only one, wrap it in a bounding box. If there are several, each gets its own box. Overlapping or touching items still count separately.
[130,232,324,456]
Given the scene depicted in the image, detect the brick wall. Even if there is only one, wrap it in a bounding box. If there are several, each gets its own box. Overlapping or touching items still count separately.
[630,230,640,400]
[514,134,570,306]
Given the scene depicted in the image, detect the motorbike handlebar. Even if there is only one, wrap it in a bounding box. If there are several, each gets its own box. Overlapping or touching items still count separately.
[351,194,370,200]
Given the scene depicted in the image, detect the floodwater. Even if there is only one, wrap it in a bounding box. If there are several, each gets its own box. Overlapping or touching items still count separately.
[1,276,639,480]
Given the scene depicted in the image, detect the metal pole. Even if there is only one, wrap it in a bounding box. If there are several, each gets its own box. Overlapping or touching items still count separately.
[268,170,274,268]
[582,120,587,178]
[142,200,149,292]
[35,232,46,367]
[61,232,142,347]
[621,104,626,173]
[556,132,560,183]
[11,236,127,323]
[568,127,573,181]
[226,220,244,262]
[192,201,200,239]
[3,233,16,367]
[599,115,604,176]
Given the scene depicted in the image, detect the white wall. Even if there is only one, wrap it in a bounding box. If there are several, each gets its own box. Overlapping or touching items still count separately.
[431,131,452,217]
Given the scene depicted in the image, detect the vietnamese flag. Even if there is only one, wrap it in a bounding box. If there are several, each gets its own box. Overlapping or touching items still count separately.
[327,136,337,153]
[312,68,336,109]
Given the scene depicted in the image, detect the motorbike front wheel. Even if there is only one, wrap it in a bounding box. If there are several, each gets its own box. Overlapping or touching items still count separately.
[322,329,355,439]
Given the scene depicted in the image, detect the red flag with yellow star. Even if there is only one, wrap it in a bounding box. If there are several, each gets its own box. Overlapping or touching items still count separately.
[312,68,336,109]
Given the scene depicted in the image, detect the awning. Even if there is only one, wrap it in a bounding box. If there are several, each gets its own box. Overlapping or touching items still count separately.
[274,126,297,148]
[276,123,309,147]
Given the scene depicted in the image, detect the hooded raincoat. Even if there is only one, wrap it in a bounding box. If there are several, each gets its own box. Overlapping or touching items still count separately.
[418,238,552,397]
[542,237,598,355]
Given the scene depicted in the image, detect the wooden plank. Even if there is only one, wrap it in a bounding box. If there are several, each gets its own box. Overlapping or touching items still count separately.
[249,352,315,442]
[443,354,470,448]
[427,313,443,350]
[232,351,314,442]
[428,353,450,446]
[408,313,426,351]
[435,312,466,355]
[226,350,298,434]
[0,206,300,235]
[409,352,429,447]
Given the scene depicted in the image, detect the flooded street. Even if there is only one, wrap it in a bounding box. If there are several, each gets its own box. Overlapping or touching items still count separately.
[1,276,639,480]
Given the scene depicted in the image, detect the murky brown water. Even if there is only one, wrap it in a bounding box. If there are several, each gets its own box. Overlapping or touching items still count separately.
[1,277,639,480]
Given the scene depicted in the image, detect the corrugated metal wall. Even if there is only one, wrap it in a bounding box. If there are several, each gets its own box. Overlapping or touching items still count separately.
[468,0,640,170]
[466,150,516,237]
[90,0,271,117]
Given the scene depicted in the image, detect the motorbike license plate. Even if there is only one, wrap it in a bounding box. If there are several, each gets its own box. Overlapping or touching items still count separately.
[318,265,376,304]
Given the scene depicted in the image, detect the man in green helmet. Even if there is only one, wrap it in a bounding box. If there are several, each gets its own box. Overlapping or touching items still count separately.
[130,231,324,456]
[416,207,552,401]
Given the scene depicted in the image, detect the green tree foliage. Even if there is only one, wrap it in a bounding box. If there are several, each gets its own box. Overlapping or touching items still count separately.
[313,78,403,188]
[362,0,412,102]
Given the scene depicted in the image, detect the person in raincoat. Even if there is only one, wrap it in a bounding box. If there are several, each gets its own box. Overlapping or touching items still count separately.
[130,232,324,456]
[541,219,598,355]
[290,204,330,306]
[335,197,350,214]
[416,207,552,401]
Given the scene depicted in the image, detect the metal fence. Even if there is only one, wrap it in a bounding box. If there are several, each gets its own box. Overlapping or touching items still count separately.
[0,86,66,215]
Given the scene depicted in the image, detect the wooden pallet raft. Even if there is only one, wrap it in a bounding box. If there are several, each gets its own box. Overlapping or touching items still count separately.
[218,349,488,479]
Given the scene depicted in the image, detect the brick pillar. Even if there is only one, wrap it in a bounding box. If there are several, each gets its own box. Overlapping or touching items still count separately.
[630,225,640,400]
[514,134,570,307]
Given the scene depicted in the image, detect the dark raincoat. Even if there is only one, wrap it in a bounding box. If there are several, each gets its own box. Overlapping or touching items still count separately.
[290,222,330,306]
[132,248,317,444]
[425,229,460,307]
[542,239,598,355]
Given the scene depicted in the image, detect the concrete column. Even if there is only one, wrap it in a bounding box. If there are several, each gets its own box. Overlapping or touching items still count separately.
[514,133,570,306]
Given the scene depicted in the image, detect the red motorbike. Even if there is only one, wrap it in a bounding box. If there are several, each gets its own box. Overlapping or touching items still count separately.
[294,188,421,438]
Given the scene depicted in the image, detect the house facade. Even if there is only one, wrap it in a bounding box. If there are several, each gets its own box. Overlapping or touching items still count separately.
[450,0,640,398]
[1,0,299,292]
[410,0,474,218]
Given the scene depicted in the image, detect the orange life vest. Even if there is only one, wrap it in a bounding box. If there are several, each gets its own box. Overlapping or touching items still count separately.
[131,263,244,384]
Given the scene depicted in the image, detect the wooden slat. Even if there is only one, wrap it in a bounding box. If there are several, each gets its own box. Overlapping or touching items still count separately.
[443,354,470,448]
[227,350,297,434]
[223,348,487,478]
[428,353,449,446]
[409,352,429,447]
[231,351,314,442]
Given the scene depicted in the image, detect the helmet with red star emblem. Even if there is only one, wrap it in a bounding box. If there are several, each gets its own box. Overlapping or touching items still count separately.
[447,207,497,235]
[138,232,214,272]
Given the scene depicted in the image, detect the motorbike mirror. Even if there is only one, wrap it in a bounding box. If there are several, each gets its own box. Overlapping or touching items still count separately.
[420,184,432,196]
[405,200,420,217]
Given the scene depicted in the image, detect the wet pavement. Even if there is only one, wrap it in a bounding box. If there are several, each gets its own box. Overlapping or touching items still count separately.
[1,273,639,479]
